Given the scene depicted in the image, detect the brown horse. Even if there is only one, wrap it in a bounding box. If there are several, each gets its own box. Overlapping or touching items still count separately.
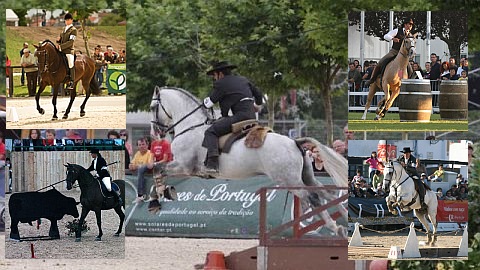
[33,40,101,120]
[361,34,417,120]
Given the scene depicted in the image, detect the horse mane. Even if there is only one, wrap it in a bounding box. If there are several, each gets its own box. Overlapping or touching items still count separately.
[41,40,59,52]
[159,86,212,118]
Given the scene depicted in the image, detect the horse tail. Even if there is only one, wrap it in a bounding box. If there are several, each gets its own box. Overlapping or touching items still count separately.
[89,74,102,95]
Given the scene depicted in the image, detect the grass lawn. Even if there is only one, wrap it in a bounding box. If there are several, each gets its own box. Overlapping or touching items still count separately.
[348,112,468,131]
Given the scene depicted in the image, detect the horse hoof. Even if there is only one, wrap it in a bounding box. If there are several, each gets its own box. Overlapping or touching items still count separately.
[39,108,45,115]
[52,116,58,121]
[75,238,81,242]
[62,115,68,119]
[80,112,86,117]
[95,237,102,241]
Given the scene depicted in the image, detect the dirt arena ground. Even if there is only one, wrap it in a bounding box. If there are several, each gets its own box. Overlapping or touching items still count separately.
[1,189,258,269]
[348,231,466,260]
[6,95,126,129]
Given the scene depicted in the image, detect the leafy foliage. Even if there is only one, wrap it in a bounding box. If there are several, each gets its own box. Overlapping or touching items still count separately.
[65,218,90,236]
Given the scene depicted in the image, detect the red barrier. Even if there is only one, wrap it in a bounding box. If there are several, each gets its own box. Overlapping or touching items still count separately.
[437,200,468,222]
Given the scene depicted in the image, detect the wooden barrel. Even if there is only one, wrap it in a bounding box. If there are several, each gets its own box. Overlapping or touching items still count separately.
[398,79,432,122]
[439,80,468,120]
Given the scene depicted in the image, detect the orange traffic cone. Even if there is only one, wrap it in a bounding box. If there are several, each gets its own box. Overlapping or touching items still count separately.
[204,250,227,270]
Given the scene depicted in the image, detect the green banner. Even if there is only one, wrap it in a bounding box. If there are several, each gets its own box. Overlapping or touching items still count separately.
[124,175,344,238]
[106,64,127,94]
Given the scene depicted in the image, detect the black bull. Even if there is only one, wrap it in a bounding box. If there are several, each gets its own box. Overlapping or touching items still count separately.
[9,189,79,240]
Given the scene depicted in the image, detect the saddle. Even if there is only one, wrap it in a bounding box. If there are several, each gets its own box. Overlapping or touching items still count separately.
[412,178,431,195]
[218,120,272,153]
[97,180,120,198]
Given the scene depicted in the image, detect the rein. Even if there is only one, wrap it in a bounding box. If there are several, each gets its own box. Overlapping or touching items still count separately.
[36,179,67,192]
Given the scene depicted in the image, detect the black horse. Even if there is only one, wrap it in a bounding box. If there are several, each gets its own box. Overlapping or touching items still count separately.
[65,163,125,242]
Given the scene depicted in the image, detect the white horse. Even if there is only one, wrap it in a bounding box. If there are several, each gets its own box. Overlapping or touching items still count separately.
[150,86,348,236]
[382,161,438,246]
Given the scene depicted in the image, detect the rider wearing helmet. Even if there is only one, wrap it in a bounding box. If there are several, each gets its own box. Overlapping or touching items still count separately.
[202,61,263,176]
[56,13,77,90]
[398,147,425,208]
[369,18,414,85]
[87,148,122,205]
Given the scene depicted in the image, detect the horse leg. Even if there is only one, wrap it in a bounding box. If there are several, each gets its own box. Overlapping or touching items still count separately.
[63,83,77,119]
[415,209,432,246]
[49,219,60,239]
[361,83,378,120]
[51,85,59,120]
[75,207,90,242]
[113,205,125,236]
[386,196,397,215]
[303,191,346,237]
[79,81,91,117]
[428,209,438,246]
[383,85,401,118]
[376,84,391,120]
[94,209,103,241]
[35,81,48,115]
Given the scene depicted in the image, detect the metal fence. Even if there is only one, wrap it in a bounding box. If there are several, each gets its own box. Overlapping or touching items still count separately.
[8,151,125,193]
[348,80,442,112]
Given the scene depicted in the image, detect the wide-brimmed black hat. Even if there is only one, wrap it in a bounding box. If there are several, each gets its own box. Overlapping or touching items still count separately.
[206,61,237,75]
[65,13,73,20]
[89,148,99,154]
[403,18,414,25]
[400,147,413,153]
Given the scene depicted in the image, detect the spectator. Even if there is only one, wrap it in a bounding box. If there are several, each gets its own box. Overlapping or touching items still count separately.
[440,61,450,78]
[92,45,105,87]
[104,45,117,64]
[429,53,441,80]
[462,58,469,74]
[447,184,459,198]
[449,57,457,70]
[428,164,444,182]
[20,48,38,97]
[348,62,362,92]
[457,186,467,200]
[456,174,466,186]
[458,70,467,80]
[457,57,466,75]
[6,157,12,193]
[107,130,120,139]
[26,129,43,151]
[420,172,428,186]
[309,146,325,172]
[115,49,126,64]
[423,61,431,79]
[150,130,173,173]
[20,42,29,86]
[443,191,456,201]
[44,129,57,146]
[365,151,380,182]
[436,188,443,200]
[129,138,154,203]
[332,139,346,157]
[353,169,365,183]
[353,59,360,68]
[409,62,424,79]
[372,170,382,190]
[376,183,386,197]
[353,179,366,198]
[343,124,354,153]
[120,129,132,157]
[64,129,82,139]
[449,67,460,80]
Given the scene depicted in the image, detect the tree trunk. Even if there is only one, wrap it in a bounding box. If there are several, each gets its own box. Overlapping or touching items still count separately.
[321,86,333,146]
[81,19,90,58]
[267,92,276,128]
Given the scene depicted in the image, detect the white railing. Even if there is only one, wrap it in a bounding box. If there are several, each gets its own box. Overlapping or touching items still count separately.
[348,80,441,113]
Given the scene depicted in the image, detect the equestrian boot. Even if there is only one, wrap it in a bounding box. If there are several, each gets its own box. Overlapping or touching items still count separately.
[418,179,426,209]
[369,65,381,84]
[67,67,75,90]
[204,155,219,177]
[112,190,123,207]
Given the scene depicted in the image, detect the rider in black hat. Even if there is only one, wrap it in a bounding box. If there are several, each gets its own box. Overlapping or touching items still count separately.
[369,18,415,85]
[398,146,426,208]
[87,148,122,205]
[202,61,264,176]
[56,13,77,90]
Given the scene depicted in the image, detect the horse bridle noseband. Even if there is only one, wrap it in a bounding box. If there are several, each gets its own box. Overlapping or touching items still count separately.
[151,88,214,139]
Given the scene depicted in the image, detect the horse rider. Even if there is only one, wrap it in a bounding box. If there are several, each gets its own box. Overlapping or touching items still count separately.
[398,147,426,208]
[87,148,122,205]
[202,61,264,176]
[56,13,77,90]
[369,18,414,85]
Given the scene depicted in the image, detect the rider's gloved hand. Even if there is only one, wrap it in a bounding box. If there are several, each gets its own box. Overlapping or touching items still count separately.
[203,97,214,109]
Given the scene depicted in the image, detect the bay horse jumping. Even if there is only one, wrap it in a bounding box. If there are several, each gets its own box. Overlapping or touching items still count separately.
[361,33,417,120]
[33,40,101,120]
[65,163,125,242]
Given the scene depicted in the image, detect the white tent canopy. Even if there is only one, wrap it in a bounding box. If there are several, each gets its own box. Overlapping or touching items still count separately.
[6,9,19,26]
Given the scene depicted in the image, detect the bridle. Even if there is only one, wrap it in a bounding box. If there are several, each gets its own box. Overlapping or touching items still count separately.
[151,87,215,139]
[383,161,412,198]
[36,42,60,74]
[399,36,415,59]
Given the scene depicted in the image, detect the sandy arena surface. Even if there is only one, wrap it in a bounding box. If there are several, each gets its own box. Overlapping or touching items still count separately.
[6,95,126,129]
[348,231,466,260]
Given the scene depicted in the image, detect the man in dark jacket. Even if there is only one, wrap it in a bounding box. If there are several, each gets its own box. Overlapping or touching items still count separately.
[87,148,122,205]
[398,147,425,208]
[369,18,415,84]
[202,61,263,176]
[56,13,77,90]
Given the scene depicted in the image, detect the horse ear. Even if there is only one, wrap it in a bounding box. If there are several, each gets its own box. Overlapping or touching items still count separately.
[154,86,161,95]
[34,44,38,49]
